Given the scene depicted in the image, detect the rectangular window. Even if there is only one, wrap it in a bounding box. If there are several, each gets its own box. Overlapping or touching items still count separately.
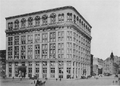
[9,62,12,66]
[21,45,26,59]
[27,34,33,44]
[58,43,64,58]
[35,44,40,59]
[59,68,63,74]
[49,43,56,58]
[58,31,64,41]
[35,62,39,66]
[8,37,13,45]
[58,61,63,66]
[42,68,47,73]
[50,32,56,42]
[42,44,48,59]
[28,62,32,66]
[21,35,26,44]
[42,33,48,42]
[14,46,19,59]
[50,68,55,73]
[28,68,32,73]
[35,68,39,73]
[8,47,12,59]
[27,45,33,59]
[50,61,55,67]
[42,61,47,66]
[14,36,19,45]
[35,34,40,43]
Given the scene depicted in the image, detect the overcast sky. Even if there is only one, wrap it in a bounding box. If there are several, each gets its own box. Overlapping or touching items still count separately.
[0,0,120,60]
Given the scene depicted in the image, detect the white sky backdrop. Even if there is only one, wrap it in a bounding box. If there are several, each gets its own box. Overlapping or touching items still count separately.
[0,0,120,60]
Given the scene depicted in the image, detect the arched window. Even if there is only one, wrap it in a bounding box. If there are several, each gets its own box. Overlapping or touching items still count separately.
[58,13,64,22]
[50,13,56,24]
[21,18,26,28]
[28,17,33,27]
[42,14,48,25]
[67,13,72,21]
[14,19,19,30]
[8,22,13,31]
[35,16,40,26]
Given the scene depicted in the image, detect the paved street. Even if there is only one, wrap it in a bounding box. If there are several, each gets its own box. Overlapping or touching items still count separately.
[0,76,119,86]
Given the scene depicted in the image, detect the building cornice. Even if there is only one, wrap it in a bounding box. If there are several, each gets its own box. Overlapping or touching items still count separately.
[5,6,92,28]
[5,22,92,39]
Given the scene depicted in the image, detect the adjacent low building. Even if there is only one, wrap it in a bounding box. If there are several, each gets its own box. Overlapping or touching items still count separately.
[0,50,6,77]
[93,57,103,75]
[103,52,120,75]
[5,6,92,79]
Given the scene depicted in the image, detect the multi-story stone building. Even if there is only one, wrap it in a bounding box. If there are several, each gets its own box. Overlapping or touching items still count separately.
[103,52,120,75]
[5,6,92,79]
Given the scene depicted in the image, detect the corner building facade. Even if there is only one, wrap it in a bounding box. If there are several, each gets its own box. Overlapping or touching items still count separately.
[5,6,92,79]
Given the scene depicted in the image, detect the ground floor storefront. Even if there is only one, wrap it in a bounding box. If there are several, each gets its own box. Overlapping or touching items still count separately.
[6,60,90,79]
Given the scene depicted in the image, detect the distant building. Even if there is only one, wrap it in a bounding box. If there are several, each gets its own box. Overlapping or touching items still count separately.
[93,57,103,75]
[103,52,120,75]
[0,50,6,77]
[90,54,93,76]
[5,6,92,79]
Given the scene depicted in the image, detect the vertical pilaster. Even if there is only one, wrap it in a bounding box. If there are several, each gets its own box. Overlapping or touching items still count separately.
[25,62,28,78]
[71,61,73,79]
[6,36,8,60]
[47,43,49,59]
[32,34,34,59]
[13,36,14,60]
[6,62,8,77]
[56,31,58,59]
[55,61,58,78]
[74,62,76,79]
[64,29,66,59]
[32,62,35,77]
[47,61,50,78]
[39,61,42,78]
[12,62,15,77]
[63,61,66,79]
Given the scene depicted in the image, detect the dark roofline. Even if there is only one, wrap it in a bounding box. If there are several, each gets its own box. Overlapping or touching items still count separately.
[5,6,92,28]
[0,50,6,51]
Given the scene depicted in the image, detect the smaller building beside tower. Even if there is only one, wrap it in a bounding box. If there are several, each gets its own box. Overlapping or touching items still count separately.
[0,50,6,77]
[90,54,93,76]
[93,57,103,75]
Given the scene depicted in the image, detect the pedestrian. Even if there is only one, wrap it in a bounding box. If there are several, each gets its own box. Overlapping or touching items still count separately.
[60,78,61,81]
[118,77,120,85]
[12,77,14,80]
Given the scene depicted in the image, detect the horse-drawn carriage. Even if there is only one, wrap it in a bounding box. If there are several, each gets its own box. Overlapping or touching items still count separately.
[35,80,46,86]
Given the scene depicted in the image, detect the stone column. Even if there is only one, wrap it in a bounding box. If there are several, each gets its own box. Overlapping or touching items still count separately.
[25,62,28,78]
[32,62,35,77]
[55,61,58,78]
[12,62,15,77]
[39,61,42,78]
[74,62,76,79]
[6,62,9,77]
[71,61,73,79]
[47,61,50,78]
[63,61,66,79]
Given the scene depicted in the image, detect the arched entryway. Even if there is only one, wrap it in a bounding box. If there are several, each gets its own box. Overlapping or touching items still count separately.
[18,66,26,78]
